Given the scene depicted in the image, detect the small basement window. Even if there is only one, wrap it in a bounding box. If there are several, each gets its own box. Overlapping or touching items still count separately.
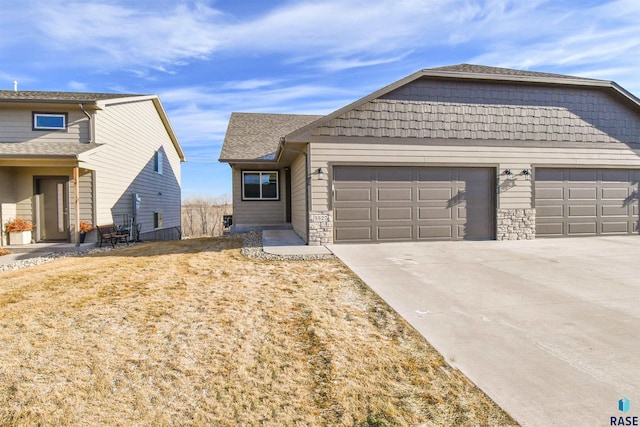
[242,171,279,200]
[33,112,67,130]
[154,150,163,174]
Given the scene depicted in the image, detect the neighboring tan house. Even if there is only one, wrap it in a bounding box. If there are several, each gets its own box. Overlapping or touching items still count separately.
[0,90,186,245]
[219,64,640,245]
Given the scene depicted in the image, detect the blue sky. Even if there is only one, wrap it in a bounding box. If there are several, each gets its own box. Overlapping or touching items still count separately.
[2,0,640,199]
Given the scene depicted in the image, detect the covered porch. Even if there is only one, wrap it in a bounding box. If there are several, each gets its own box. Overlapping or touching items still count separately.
[0,158,95,246]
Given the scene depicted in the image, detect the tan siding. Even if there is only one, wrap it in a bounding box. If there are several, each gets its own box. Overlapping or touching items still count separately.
[311,142,640,211]
[82,100,181,235]
[291,153,307,241]
[232,166,286,225]
[0,167,14,200]
[0,107,89,143]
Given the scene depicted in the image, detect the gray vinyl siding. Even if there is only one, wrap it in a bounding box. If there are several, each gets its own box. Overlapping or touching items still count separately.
[290,153,307,241]
[232,166,286,225]
[310,142,640,213]
[0,107,89,143]
[83,99,181,235]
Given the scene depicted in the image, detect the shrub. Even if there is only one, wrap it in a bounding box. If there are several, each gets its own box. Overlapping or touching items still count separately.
[5,218,33,232]
[79,221,93,232]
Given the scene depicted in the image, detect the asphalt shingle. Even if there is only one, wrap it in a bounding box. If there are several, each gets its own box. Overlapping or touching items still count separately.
[219,113,322,161]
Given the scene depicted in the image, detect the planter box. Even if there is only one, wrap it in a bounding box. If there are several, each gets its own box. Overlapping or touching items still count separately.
[9,231,31,245]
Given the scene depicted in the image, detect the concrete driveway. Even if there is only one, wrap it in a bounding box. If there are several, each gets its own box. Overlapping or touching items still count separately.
[329,236,640,427]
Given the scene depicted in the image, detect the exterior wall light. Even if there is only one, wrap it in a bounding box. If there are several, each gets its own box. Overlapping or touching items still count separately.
[317,167,325,180]
[522,169,531,181]
[504,169,513,180]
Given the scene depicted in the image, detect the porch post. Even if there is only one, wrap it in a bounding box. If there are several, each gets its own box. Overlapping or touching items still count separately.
[73,166,80,245]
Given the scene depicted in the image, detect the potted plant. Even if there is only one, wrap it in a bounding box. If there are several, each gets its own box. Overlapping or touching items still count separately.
[5,218,33,245]
[79,221,93,243]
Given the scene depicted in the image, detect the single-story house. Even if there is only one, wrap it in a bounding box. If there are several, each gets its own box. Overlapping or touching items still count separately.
[0,90,186,245]
[219,64,640,244]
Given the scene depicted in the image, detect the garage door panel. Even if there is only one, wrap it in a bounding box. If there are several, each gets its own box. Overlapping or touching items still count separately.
[568,205,596,217]
[377,168,412,182]
[334,166,494,242]
[335,227,372,241]
[568,222,597,234]
[378,226,412,240]
[536,188,564,200]
[536,222,564,236]
[418,187,452,202]
[568,169,597,181]
[378,207,412,221]
[335,188,371,202]
[602,188,629,199]
[417,168,452,181]
[334,207,371,221]
[418,207,452,219]
[334,167,372,181]
[535,168,640,237]
[537,205,563,217]
[602,205,628,216]
[418,225,453,239]
[378,188,412,201]
[457,206,466,219]
[602,222,629,234]
[602,170,631,181]
[536,168,564,181]
[568,187,597,200]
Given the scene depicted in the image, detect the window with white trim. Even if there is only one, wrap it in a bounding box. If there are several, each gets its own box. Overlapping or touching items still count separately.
[33,112,67,130]
[242,171,279,200]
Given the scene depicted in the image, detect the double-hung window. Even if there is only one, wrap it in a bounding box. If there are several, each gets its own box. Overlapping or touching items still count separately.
[33,112,67,130]
[242,171,278,200]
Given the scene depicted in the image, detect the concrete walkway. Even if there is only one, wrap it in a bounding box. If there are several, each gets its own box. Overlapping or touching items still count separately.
[261,229,332,256]
[330,236,640,427]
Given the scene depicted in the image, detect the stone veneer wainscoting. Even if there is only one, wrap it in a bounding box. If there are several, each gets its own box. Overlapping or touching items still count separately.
[496,208,536,240]
[309,212,333,245]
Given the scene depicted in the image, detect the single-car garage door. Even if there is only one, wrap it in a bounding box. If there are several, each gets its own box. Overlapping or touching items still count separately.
[333,166,495,243]
[535,168,640,237]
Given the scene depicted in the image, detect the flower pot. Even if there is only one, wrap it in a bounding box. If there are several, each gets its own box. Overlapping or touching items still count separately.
[79,231,86,243]
[9,230,31,245]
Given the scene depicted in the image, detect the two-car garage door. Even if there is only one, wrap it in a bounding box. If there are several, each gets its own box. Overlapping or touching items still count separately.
[535,168,639,237]
[333,166,495,243]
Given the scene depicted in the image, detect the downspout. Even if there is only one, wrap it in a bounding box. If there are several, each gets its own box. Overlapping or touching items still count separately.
[78,104,92,143]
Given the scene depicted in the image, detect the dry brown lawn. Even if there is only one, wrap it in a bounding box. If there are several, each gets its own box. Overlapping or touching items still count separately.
[0,237,517,426]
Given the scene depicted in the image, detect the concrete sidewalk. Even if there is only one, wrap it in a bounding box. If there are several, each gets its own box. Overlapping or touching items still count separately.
[261,229,332,256]
[330,236,640,427]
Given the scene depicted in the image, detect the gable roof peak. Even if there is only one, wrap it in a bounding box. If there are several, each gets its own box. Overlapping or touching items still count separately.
[423,63,606,82]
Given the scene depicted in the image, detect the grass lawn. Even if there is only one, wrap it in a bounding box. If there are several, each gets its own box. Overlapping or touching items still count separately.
[0,237,517,426]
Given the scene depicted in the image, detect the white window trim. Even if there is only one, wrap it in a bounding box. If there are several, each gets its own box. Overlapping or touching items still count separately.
[242,171,279,201]
[33,112,67,130]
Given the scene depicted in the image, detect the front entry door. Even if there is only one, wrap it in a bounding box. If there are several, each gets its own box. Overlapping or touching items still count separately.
[36,177,69,241]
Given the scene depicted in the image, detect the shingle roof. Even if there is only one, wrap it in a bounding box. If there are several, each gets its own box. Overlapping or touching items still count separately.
[426,63,605,82]
[0,141,99,158]
[219,113,322,161]
[0,90,143,103]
